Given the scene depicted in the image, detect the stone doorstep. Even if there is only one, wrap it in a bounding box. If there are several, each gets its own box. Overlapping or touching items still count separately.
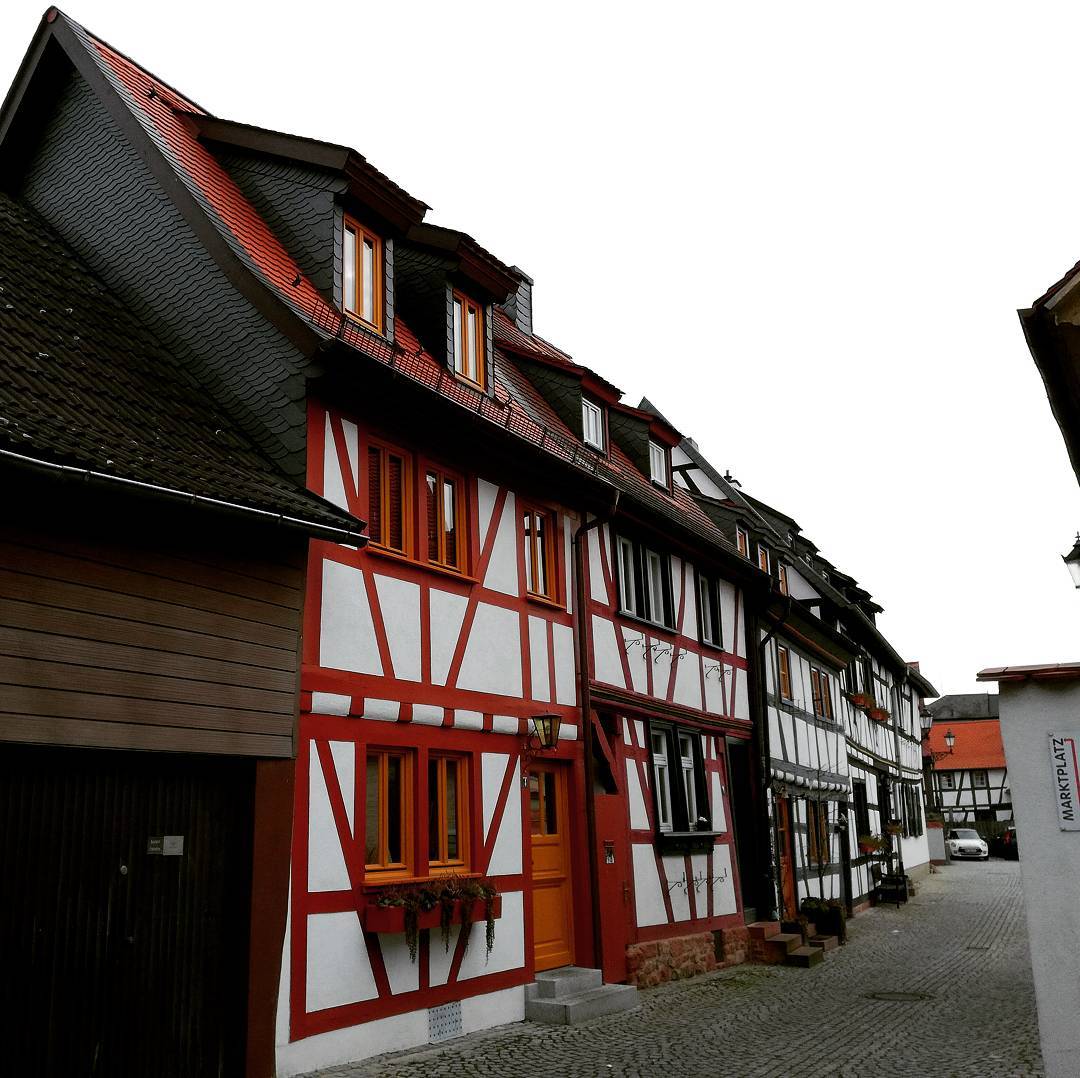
[785,945,824,968]
[524,982,639,1026]
[808,934,839,953]
[526,966,603,1000]
[747,920,781,940]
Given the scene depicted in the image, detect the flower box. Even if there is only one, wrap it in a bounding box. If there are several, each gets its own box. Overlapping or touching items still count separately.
[848,692,874,710]
[362,896,502,934]
[868,706,891,723]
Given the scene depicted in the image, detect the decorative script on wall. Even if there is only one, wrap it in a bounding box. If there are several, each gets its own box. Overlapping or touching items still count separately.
[1049,732,1080,831]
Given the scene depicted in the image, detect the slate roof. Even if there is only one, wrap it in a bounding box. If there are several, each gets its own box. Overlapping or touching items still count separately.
[928,718,1005,771]
[927,693,999,721]
[0,191,361,538]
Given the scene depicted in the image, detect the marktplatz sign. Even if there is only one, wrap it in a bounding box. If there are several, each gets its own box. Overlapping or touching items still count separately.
[1049,733,1080,831]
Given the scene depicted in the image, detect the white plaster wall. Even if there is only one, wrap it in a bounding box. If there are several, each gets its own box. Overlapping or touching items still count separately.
[457,604,523,697]
[429,589,468,686]
[373,575,421,682]
[998,680,1080,1078]
[632,843,667,926]
[320,561,382,675]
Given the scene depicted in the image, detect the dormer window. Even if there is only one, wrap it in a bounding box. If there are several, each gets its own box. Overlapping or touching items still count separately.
[649,441,668,487]
[736,525,750,558]
[582,398,605,450]
[452,290,484,388]
[757,544,770,574]
[778,563,789,596]
[343,217,382,330]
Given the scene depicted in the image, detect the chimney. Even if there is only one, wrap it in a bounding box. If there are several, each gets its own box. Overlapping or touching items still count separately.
[502,267,533,335]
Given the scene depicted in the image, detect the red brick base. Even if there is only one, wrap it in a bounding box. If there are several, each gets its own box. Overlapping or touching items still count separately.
[626,927,749,987]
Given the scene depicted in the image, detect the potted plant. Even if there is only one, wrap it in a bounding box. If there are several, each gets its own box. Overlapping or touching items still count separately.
[857,833,884,855]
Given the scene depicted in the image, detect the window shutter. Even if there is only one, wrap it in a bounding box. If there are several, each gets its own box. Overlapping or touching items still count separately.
[367,447,383,544]
[388,454,404,550]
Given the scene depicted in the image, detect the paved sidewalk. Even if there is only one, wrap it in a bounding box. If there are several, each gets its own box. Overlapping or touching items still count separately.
[310,861,1042,1078]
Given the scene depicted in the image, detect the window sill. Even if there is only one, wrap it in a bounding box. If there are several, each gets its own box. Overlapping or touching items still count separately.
[616,609,677,636]
[362,871,481,891]
[525,591,566,612]
[656,829,723,854]
[342,309,384,336]
[365,544,479,585]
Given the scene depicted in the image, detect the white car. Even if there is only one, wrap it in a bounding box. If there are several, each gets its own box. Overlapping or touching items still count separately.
[947,828,989,861]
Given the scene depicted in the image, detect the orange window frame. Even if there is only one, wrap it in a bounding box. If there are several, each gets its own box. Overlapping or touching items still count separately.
[425,466,466,572]
[428,754,469,872]
[736,526,749,558]
[365,748,413,879]
[757,544,770,574]
[522,502,558,601]
[778,563,789,596]
[452,290,485,389]
[366,439,414,556]
[343,216,383,331]
[778,645,792,701]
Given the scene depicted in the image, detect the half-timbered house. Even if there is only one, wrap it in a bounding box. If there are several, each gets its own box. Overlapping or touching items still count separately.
[925,693,1010,832]
[672,435,937,920]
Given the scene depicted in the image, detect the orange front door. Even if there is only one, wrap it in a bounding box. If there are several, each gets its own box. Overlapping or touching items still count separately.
[776,797,797,920]
[529,763,575,971]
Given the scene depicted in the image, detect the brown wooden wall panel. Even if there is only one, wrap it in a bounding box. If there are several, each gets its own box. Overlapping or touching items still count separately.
[0,503,307,759]
[0,714,292,756]
[0,568,298,651]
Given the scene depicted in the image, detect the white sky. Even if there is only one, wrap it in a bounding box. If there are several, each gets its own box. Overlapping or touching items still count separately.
[5,1,1080,696]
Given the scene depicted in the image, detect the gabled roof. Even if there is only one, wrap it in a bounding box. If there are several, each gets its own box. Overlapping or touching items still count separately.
[0,191,361,540]
[928,693,999,721]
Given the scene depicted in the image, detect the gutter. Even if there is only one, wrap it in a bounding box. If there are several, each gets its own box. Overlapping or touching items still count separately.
[572,488,620,970]
[0,447,365,545]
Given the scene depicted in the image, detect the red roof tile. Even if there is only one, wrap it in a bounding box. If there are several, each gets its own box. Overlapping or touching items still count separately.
[929,719,1005,771]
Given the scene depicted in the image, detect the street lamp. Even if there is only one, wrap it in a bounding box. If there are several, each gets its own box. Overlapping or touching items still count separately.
[929,728,956,763]
[521,713,562,780]
[1064,533,1080,587]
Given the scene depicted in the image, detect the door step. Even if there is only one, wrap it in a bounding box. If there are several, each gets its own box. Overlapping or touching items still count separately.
[785,945,824,968]
[808,934,839,953]
[525,967,638,1025]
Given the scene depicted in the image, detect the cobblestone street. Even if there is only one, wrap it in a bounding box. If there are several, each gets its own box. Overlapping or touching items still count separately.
[310,861,1041,1078]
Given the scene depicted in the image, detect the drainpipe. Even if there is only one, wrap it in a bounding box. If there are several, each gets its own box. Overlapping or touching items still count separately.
[754,593,793,922]
[572,490,620,971]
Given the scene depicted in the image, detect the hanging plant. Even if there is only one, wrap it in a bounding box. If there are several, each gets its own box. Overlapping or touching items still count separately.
[857,833,885,854]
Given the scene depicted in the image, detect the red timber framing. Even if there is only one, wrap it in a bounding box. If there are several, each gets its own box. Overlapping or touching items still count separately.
[292,401,594,1041]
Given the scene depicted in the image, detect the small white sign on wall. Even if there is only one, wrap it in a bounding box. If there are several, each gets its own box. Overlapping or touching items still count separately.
[1049,733,1080,831]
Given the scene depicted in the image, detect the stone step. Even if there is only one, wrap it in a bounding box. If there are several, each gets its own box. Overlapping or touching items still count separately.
[747,920,781,941]
[525,983,639,1025]
[766,932,803,954]
[809,934,839,953]
[785,946,824,969]
[526,966,603,1000]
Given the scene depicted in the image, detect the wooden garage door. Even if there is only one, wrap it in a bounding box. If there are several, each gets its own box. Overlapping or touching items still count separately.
[0,745,254,1077]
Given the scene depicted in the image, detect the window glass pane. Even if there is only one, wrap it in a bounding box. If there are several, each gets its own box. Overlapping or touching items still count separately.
[649,441,666,484]
[387,454,404,551]
[523,511,535,592]
[343,226,357,313]
[453,300,464,376]
[362,237,375,322]
[656,763,670,830]
[684,766,697,824]
[386,755,402,863]
[698,576,713,642]
[365,757,380,864]
[445,760,459,858]
[646,551,664,622]
[534,513,547,595]
[618,539,636,614]
[426,471,438,561]
[367,447,382,544]
[543,771,557,834]
[467,306,479,381]
[428,757,440,861]
[529,773,542,834]
[582,400,603,448]
[443,479,457,567]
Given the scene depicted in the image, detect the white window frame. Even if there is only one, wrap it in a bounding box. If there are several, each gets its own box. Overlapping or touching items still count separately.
[971,769,988,788]
[697,573,719,646]
[679,732,699,827]
[649,441,668,486]
[645,549,666,622]
[939,772,956,790]
[616,536,640,618]
[651,731,674,832]
[582,398,605,450]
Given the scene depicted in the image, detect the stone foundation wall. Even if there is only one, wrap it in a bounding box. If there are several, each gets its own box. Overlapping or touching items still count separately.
[626,927,749,987]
